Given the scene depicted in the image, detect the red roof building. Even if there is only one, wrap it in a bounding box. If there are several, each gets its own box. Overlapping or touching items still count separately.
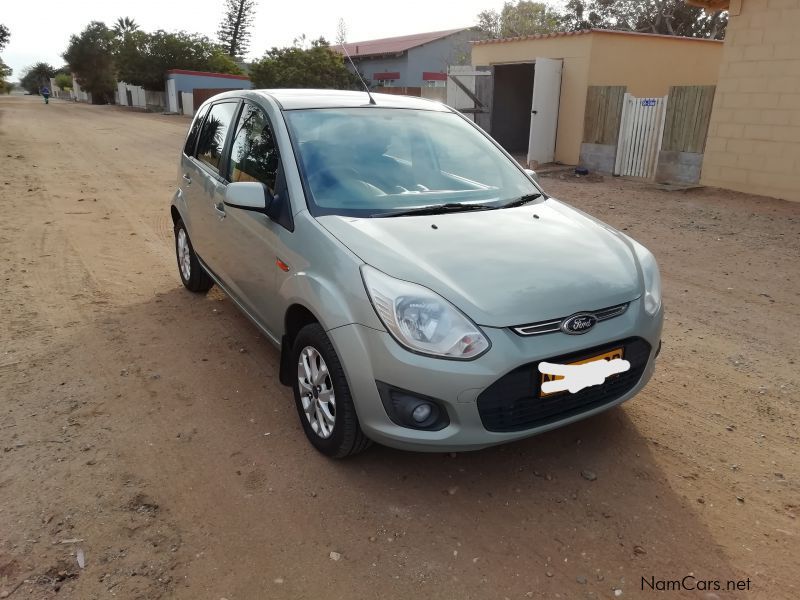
[335,28,484,88]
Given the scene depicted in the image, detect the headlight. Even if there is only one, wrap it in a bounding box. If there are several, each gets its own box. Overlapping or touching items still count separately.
[361,265,490,360]
[632,241,662,316]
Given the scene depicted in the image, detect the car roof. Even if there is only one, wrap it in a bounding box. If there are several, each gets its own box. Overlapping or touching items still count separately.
[213,88,452,112]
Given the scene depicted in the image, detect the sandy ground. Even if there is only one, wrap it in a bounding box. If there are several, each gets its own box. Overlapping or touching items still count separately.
[0,96,797,600]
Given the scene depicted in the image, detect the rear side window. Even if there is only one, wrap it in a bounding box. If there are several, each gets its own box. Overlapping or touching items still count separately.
[196,102,238,174]
[229,103,280,194]
[184,104,210,156]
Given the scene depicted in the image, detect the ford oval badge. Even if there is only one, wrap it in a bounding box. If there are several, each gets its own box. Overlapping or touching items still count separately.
[561,313,597,335]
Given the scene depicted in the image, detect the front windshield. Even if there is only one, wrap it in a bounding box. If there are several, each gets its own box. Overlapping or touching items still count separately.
[284,107,540,217]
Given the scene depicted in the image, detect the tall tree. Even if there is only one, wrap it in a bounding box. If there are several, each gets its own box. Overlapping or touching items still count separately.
[249,37,361,89]
[0,59,12,94]
[113,17,139,36]
[476,10,502,38]
[110,16,146,86]
[115,30,243,90]
[561,0,727,39]
[477,1,562,39]
[19,62,57,94]
[218,0,257,58]
[0,24,9,51]
[335,18,348,45]
[0,24,10,94]
[63,21,117,102]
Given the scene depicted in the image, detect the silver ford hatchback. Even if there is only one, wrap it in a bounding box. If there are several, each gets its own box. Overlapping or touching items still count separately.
[171,89,663,457]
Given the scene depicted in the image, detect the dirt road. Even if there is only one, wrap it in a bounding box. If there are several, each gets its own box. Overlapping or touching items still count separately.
[0,96,797,599]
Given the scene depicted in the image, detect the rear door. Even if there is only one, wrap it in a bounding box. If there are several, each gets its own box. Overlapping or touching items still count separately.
[179,103,209,236]
[215,101,291,335]
[186,100,240,278]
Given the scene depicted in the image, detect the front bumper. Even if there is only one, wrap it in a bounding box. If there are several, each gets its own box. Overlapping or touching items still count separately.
[328,297,663,452]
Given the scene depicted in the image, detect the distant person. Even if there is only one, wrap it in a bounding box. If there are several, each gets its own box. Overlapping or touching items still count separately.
[40,85,50,104]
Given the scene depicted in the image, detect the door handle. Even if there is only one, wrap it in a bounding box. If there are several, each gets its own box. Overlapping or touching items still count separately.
[182,174,192,184]
[213,202,226,218]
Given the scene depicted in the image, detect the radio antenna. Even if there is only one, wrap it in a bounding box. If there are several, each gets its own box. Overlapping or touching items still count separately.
[340,42,376,105]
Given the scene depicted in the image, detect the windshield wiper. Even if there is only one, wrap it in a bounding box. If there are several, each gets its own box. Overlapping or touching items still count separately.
[372,202,496,218]
[500,193,542,209]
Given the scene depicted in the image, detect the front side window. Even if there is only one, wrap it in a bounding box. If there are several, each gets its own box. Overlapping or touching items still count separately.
[228,103,281,194]
[284,107,539,217]
[196,101,238,174]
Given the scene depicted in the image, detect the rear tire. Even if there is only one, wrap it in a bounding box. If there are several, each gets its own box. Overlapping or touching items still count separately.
[291,323,371,458]
[174,218,213,293]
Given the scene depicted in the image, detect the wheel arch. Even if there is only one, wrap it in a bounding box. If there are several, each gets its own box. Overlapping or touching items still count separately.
[279,303,321,386]
[170,205,182,226]
[276,267,380,386]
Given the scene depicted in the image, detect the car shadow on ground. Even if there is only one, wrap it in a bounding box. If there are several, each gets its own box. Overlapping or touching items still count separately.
[37,284,740,596]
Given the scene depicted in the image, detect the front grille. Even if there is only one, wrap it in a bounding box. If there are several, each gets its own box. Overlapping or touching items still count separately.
[512,302,629,336]
[476,337,651,432]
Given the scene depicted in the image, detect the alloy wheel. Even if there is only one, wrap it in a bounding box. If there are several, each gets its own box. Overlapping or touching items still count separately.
[177,228,191,281]
[297,346,336,439]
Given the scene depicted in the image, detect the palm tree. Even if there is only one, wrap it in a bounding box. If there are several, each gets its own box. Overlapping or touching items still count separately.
[113,17,139,37]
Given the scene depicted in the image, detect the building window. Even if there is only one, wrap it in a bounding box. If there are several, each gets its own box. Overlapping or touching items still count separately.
[373,72,400,87]
[423,71,447,87]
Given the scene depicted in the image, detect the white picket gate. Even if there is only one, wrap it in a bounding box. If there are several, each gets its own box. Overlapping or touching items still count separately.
[614,94,668,178]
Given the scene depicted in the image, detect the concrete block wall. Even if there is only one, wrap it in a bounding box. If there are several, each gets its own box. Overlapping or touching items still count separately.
[579,143,617,174]
[655,151,704,184]
[701,0,800,201]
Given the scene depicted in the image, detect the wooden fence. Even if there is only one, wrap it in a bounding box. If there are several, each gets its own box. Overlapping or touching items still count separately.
[661,85,716,153]
[581,84,716,182]
[582,86,626,145]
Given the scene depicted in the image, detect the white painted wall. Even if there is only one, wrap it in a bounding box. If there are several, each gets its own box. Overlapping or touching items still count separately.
[116,81,147,108]
[180,92,194,115]
[72,74,90,103]
[166,79,178,113]
[49,77,74,100]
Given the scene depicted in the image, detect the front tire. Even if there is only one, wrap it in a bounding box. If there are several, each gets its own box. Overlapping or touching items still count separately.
[174,219,213,293]
[291,323,371,458]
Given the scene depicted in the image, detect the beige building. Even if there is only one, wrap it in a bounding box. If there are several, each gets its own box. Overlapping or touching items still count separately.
[691,0,800,202]
[470,29,723,166]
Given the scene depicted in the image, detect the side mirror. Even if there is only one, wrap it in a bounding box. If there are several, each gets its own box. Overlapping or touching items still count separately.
[524,168,539,183]
[224,182,271,212]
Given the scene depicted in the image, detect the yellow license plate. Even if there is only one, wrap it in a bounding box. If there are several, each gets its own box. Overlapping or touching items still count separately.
[539,347,624,397]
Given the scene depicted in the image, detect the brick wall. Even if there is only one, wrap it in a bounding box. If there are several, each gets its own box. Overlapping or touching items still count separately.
[701,0,800,201]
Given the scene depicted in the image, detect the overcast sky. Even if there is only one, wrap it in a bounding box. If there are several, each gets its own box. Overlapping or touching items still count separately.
[0,0,552,80]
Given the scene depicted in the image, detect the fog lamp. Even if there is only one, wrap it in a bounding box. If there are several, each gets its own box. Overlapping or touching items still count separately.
[412,403,433,423]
